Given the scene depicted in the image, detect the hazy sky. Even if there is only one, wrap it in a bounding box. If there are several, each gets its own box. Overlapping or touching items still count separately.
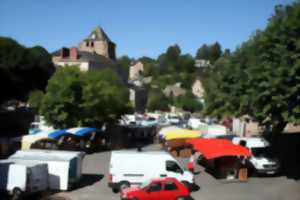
[0,0,294,58]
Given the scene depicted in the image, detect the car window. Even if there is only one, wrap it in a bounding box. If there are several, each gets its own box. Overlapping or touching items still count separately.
[164,182,178,191]
[148,183,162,192]
[166,161,183,174]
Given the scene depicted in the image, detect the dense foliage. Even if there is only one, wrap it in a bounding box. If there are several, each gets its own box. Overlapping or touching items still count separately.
[38,67,131,128]
[0,37,55,103]
[204,2,300,133]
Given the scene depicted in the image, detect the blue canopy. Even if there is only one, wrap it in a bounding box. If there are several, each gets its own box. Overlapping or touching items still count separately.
[48,129,68,139]
[67,127,99,137]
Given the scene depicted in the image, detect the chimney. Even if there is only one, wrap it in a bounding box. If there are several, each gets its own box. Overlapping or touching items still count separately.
[60,47,70,58]
[70,47,78,61]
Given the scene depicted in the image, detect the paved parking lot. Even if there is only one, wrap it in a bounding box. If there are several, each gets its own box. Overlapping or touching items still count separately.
[55,146,300,200]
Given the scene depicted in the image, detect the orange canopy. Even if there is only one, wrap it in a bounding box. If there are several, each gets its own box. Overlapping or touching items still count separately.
[187,138,251,160]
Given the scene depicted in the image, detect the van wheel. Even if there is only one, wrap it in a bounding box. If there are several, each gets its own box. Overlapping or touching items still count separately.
[12,187,22,200]
[112,188,119,193]
[119,181,130,191]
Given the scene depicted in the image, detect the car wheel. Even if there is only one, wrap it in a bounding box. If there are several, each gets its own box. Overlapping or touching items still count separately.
[177,196,191,200]
[11,187,22,200]
[119,181,130,191]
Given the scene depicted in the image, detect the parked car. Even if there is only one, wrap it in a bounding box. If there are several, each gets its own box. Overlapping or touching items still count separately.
[187,118,206,130]
[109,150,194,193]
[121,177,192,200]
[232,137,280,175]
[0,160,48,200]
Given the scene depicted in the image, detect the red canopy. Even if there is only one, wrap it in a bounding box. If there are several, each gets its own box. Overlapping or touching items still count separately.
[187,138,251,159]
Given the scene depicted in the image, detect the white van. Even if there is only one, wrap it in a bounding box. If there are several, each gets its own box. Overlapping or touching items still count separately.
[200,124,227,138]
[0,160,48,199]
[232,137,280,175]
[108,150,194,192]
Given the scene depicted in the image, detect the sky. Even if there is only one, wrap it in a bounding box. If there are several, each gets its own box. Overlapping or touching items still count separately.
[0,0,295,59]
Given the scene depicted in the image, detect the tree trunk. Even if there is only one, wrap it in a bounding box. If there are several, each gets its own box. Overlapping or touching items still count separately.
[272,121,287,134]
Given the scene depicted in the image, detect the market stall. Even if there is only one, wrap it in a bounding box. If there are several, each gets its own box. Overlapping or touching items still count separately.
[187,138,251,180]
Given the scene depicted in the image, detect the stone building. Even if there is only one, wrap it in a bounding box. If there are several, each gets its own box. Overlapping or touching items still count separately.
[129,61,144,81]
[164,83,186,97]
[52,26,126,80]
[78,26,116,60]
[192,79,205,98]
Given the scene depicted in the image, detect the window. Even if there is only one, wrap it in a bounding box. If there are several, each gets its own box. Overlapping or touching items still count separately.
[148,183,162,192]
[86,41,89,47]
[166,161,183,174]
[164,182,178,191]
[91,42,94,47]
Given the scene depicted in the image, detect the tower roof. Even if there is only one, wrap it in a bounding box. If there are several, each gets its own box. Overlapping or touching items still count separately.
[85,26,114,43]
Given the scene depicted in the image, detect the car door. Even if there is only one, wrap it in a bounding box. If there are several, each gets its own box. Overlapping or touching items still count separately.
[162,181,180,200]
[146,182,165,200]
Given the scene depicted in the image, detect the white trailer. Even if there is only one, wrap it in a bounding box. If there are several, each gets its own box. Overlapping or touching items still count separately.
[0,160,48,199]
[9,150,85,191]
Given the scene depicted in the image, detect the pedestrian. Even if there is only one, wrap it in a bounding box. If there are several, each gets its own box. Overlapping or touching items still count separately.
[187,151,196,173]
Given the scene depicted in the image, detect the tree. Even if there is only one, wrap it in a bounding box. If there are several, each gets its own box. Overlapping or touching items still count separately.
[196,44,210,60]
[204,1,300,134]
[209,42,222,64]
[40,67,130,128]
[117,55,132,79]
[174,91,203,113]
[28,90,44,113]
[146,88,170,112]
[0,37,55,103]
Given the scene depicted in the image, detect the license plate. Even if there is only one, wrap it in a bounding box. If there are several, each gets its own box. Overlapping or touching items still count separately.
[266,171,275,174]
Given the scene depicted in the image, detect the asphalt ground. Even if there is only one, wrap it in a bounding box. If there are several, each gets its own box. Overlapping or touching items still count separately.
[53,145,300,200]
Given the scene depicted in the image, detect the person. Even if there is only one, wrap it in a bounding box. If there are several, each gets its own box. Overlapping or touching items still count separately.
[187,151,196,173]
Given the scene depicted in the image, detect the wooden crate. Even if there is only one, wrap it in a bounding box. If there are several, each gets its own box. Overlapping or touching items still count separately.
[238,168,248,182]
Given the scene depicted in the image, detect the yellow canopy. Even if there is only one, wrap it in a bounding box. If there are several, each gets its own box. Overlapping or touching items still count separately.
[21,132,51,150]
[164,129,201,140]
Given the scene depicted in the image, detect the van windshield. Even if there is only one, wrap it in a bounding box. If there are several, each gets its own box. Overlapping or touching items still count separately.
[166,161,183,174]
[251,147,273,158]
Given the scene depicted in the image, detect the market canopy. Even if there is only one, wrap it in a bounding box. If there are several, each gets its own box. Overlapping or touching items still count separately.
[187,138,251,159]
[67,127,99,137]
[48,129,68,139]
[164,129,201,140]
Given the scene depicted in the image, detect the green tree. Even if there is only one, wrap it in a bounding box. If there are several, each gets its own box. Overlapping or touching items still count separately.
[196,44,210,60]
[40,67,130,128]
[174,91,203,112]
[28,90,44,113]
[209,42,222,64]
[204,1,300,134]
[146,88,170,112]
[0,37,55,103]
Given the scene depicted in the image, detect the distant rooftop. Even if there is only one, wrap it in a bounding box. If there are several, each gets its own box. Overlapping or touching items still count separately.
[84,26,114,43]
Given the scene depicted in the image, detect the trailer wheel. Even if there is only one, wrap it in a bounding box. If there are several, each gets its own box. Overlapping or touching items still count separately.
[12,187,22,200]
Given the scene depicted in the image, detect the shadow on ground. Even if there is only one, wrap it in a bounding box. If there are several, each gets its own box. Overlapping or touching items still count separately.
[265,132,300,180]
[71,173,104,190]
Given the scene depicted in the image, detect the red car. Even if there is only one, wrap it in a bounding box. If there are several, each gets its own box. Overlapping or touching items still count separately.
[121,177,192,200]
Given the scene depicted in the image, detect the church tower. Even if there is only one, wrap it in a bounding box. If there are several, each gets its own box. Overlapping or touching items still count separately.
[79,26,116,60]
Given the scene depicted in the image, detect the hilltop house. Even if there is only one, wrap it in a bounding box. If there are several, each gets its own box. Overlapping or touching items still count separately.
[164,83,186,97]
[192,79,205,98]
